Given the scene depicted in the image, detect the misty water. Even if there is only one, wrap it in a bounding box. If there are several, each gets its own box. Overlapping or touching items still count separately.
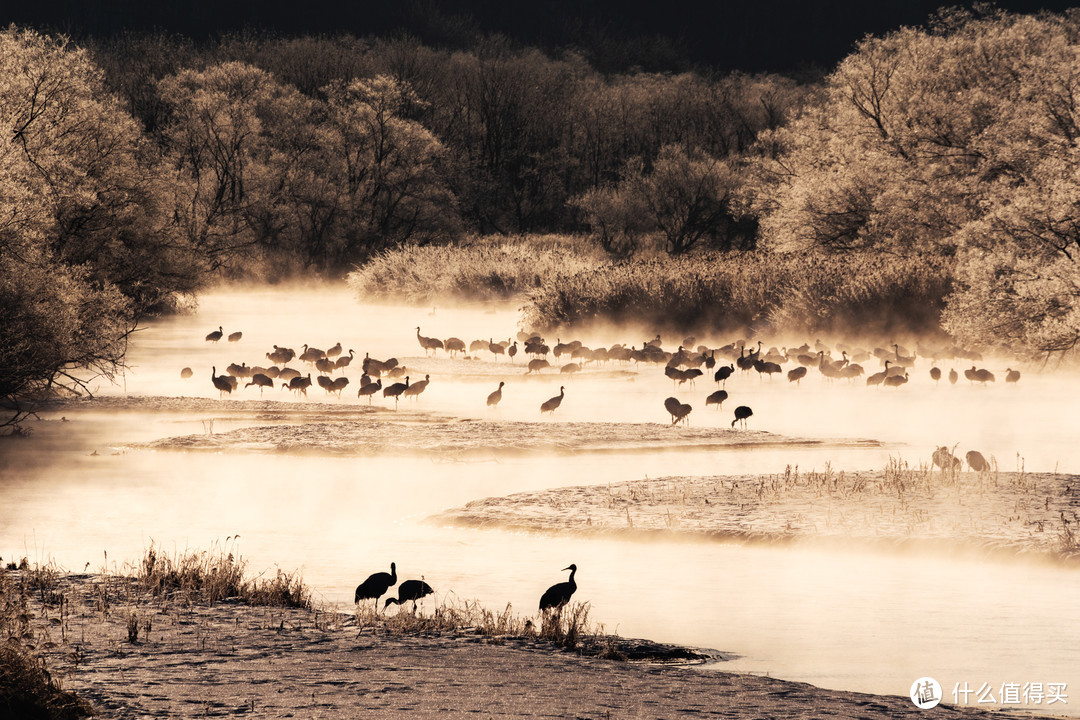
[2,283,1078,713]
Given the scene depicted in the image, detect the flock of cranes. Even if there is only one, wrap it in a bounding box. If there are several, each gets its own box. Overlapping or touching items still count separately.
[354,562,578,615]
[193,322,1029,626]
[931,444,998,472]
[198,334,436,409]
[191,325,1021,432]
[648,336,1020,429]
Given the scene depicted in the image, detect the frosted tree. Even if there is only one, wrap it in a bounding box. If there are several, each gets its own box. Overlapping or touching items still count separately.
[752,9,1080,355]
[322,74,460,263]
[0,28,146,427]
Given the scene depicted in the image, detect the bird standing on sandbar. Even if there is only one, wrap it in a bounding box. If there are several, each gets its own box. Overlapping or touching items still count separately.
[355,562,397,610]
[385,579,434,611]
[539,564,577,612]
[732,405,753,428]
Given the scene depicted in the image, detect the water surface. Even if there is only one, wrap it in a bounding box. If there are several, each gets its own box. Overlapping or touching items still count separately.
[2,284,1077,714]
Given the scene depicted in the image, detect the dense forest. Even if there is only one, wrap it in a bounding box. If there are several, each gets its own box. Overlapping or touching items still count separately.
[4,5,1080,424]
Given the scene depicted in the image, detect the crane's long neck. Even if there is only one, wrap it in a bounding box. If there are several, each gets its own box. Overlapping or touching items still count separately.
[567,566,576,587]
[389,563,397,583]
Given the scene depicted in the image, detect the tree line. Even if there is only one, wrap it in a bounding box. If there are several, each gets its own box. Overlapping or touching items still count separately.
[5,6,1080,425]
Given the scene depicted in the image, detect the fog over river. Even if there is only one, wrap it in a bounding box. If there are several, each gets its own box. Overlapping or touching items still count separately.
[2,284,1077,714]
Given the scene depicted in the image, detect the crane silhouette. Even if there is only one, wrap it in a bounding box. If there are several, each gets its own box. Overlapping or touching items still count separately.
[335,349,355,370]
[966,450,991,472]
[355,562,397,610]
[539,564,577,612]
[403,374,430,400]
[883,372,909,388]
[933,445,961,473]
[205,326,223,343]
[663,397,692,425]
[357,377,381,403]
[714,364,734,387]
[211,367,232,397]
[245,373,273,395]
[487,381,504,407]
[283,373,312,397]
[527,358,551,374]
[416,327,443,356]
[383,376,410,408]
[444,337,466,357]
[384,579,434,611]
[540,386,565,414]
[732,405,753,428]
[705,389,728,409]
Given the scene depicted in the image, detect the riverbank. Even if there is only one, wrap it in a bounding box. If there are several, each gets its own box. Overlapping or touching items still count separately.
[12,572,1056,719]
[435,462,1080,562]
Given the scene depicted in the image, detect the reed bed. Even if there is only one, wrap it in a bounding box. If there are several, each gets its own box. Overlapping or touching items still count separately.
[0,542,312,717]
[526,251,953,336]
[349,238,953,337]
[354,597,628,659]
[347,235,602,304]
[131,539,311,609]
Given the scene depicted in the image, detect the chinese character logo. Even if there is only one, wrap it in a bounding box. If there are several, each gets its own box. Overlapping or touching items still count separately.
[911,677,943,709]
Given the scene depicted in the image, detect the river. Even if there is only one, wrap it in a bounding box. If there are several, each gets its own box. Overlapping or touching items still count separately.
[1,283,1077,715]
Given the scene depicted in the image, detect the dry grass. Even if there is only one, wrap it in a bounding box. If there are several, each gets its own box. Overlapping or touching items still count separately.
[0,566,93,719]
[353,596,625,658]
[347,235,602,304]
[0,542,314,718]
[131,539,312,609]
[349,238,954,339]
[526,251,953,336]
